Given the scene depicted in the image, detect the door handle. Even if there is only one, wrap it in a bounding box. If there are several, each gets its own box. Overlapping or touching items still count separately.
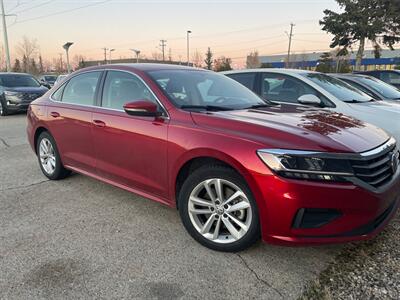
[50,111,60,118]
[93,119,106,128]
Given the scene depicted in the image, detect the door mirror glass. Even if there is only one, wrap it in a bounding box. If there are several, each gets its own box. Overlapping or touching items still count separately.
[298,94,321,106]
[123,100,162,117]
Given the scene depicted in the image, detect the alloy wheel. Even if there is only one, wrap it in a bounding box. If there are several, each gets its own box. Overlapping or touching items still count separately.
[39,138,56,175]
[188,178,252,244]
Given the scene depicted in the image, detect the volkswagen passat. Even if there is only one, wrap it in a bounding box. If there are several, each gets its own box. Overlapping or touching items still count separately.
[27,64,400,252]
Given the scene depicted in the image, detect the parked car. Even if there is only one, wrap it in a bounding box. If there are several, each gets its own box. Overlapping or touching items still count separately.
[27,64,400,252]
[54,74,68,85]
[39,74,58,88]
[0,72,48,116]
[331,73,400,102]
[357,70,400,89]
[224,69,400,142]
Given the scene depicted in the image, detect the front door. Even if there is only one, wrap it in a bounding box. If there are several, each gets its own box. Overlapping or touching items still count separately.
[92,70,169,199]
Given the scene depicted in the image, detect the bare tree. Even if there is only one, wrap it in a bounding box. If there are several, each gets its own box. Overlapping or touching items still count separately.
[72,54,86,70]
[246,50,261,68]
[191,49,203,67]
[16,36,39,72]
[151,52,163,61]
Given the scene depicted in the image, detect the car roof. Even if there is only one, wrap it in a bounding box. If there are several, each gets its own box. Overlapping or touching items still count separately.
[331,73,372,79]
[0,72,32,76]
[80,63,204,73]
[222,68,316,75]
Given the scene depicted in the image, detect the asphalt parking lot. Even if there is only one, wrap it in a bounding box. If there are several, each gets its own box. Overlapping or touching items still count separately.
[0,114,342,299]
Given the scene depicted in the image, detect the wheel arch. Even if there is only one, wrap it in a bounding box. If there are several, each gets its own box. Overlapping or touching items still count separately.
[173,149,262,209]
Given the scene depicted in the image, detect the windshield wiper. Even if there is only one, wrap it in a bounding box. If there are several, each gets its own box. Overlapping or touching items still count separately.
[343,99,372,103]
[180,105,233,111]
[245,103,273,109]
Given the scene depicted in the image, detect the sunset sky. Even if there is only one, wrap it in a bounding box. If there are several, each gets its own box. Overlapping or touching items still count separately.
[4,0,344,67]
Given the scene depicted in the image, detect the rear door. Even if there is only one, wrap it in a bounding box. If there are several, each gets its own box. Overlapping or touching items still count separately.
[92,70,169,199]
[47,71,103,174]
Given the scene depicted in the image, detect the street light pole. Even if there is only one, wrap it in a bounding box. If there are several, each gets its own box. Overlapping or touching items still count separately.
[0,0,11,72]
[130,49,140,63]
[187,30,191,66]
[109,48,115,64]
[286,23,295,68]
[63,42,73,73]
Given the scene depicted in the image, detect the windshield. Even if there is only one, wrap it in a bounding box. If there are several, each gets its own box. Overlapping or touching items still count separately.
[355,76,400,99]
[147,69,268,110]
[0,74,41,88]
[44,75,57,82]
[303,73,372,103]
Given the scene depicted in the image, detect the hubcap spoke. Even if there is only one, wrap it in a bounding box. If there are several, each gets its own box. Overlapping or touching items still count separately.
[222,190,243,206]
[226,201,250,213]
[228,214,248,231]
[201,214,216,234]
[190,196,213,207]
[222,217,241,240]
[203,180,216,203]
[212,217,222,240]
[189,208,211,215]
[215,179,224,202]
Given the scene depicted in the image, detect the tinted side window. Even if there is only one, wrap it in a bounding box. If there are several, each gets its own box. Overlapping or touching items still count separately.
[227,73,256,91]
[102,71,158,110]
[262,73,318,104]
[51,84,65,101]
[62,72,101,106]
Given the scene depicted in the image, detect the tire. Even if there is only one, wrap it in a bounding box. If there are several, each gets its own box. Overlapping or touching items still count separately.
[178,165,260,252]
[36,131,71,180]
[0,98,8,116]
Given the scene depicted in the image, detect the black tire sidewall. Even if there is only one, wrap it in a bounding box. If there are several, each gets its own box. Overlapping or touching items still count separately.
[36,131,68,180]
[0,98,8,116]
[178,165,260,252]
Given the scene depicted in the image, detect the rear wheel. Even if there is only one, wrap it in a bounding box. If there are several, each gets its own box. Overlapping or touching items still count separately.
[178,165,260,252]
[36,131,71,180]
[0,98,8,116]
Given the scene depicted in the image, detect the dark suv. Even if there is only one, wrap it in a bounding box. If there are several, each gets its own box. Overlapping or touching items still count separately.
[0,73,48,116]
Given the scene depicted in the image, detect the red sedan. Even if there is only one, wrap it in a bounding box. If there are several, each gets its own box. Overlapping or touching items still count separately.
[27,64,400,252]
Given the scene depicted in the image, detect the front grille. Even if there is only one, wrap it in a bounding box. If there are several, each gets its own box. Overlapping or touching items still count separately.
[20,92,43,102]
[350,140,399,189]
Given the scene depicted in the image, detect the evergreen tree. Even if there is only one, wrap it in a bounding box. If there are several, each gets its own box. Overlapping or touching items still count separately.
[12,59,21,72]
[315,52,334,73]
[204,47,213,70]
[321,0,400,70]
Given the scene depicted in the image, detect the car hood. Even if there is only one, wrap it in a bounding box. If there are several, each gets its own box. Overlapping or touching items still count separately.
[4,86,48,93]
[348,100,400,113]
[191,104,389,153]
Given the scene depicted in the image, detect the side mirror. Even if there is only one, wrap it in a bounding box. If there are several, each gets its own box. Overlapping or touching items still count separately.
[123,100,162,117]
[298,94,322,106]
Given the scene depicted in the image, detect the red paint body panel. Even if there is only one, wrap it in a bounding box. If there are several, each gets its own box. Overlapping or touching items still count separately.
[27,64,400,246]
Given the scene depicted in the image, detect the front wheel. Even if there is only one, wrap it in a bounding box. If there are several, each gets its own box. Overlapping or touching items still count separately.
[0,98,8,116]
[178,165,260,252]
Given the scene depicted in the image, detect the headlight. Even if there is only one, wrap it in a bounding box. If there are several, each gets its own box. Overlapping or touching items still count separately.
[257,149,354,181]
[4,91,23,102]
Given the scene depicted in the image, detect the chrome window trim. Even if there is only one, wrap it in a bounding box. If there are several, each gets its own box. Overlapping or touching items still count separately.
[49,68,170,119]
[101,69,169,119]
[49,70,103,107]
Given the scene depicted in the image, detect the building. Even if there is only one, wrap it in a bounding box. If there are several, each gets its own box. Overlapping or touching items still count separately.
[259,49,400,70]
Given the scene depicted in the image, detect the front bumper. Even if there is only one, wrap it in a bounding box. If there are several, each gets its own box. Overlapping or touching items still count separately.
[252,167,400,246]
